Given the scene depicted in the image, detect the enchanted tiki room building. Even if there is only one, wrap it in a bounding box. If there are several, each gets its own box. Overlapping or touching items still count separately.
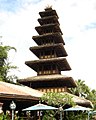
[18,7,92,108]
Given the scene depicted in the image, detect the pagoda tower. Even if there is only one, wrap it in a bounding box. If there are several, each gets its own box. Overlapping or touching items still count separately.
[19,7,77,93]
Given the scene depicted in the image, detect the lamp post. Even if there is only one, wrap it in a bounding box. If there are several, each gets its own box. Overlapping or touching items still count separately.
[59,106,63,120]
[10,101,16,120]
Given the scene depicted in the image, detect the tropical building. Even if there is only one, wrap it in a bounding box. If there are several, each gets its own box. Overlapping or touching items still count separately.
[0,81,43,119]
[18,7,92,108]
[0,6,93,120]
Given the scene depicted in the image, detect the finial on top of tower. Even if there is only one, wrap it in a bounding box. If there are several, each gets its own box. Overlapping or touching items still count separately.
[45,5,52,11]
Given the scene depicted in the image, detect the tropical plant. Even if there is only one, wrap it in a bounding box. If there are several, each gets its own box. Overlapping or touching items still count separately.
[87,89,96,110]
[70,79,90,98]
[41,92,75,107]
[65,111,88,120]
[69,79,96,120]
[0,44,18,83]
[42,110,56,120]
[41,92,76,120]
[70,79,96,110]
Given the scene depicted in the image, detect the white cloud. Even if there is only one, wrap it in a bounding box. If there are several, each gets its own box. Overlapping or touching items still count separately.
[0,0,96,89]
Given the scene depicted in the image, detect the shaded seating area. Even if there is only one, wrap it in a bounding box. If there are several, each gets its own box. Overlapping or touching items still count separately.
[22,102,58,120]
[0,81,93,119]
[0,81,43,119]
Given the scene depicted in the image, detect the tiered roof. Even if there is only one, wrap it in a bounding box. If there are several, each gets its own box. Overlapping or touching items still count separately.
[29,43,67,58]
[19,7,77,92]
[17,7,93,108]
[32,32,65,45]
[25,57,71,72]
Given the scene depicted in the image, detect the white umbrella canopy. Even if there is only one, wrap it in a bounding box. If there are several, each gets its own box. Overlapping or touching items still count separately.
[22,103,58,120]
[64,105,92,111]
[22,103,58,111]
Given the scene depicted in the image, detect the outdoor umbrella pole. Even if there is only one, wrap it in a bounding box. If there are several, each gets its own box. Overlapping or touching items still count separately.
[59,106,63,120]
[39,111,40,120]
[60,111,62,120]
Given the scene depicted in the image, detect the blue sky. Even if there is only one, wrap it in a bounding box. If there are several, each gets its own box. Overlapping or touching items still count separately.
[0,0,42,12]
[0,0,22,12]
[0,0,96,89]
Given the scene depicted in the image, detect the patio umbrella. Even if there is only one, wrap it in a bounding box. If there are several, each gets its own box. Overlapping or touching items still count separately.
[22,103,58,120]
[64,105,92,111]
[22,103,58,111]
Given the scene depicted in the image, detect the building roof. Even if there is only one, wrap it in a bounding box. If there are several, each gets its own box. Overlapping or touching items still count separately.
[32,32,65,45]
[18,74,77,88]
[30,43,67,58]
[39,9,58,18]
[0,81,43,100]
[63,92,93,108]
[0,81,44,110]
[38,15,59,25]
[25,57,71,72]
[0,81,92,108]
[35,23,63,35]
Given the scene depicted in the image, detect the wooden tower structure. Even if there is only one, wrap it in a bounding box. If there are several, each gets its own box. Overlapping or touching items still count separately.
[19,7,77,93]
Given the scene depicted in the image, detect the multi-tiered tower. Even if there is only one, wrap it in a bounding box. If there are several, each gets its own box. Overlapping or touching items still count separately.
[19,7,76,93]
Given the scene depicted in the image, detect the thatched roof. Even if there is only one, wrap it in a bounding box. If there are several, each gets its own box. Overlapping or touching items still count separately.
[35,23,63,35]
[32,32,65,45]
[0,81,43,110]
[63,92,93,108]
[0,81,42,99]
[30,43,67,58]
[18,74,76,88]
[25,57,71,72]
[38,15,59,25]
[39,9,58,18]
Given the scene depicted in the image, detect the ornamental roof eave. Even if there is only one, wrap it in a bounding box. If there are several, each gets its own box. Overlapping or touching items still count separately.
[25,57,71,72]
[39,9,59,18]
[32,32,65,45]
[63,92,93,108]
[0,81,44,110]
[35,23,63,35]
[29,43,68,58]
[18,75,77,88]
[38,15,59,25]
[0,81,43,98]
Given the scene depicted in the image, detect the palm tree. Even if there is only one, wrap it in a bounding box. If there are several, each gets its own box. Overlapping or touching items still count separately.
[70,79,96,110]
[70,79,90,98]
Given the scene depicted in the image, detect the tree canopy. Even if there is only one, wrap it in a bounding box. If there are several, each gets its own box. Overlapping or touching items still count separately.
[41,92,75,107]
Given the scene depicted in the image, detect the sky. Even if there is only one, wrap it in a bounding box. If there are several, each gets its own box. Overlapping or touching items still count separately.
[0,0,96,89]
